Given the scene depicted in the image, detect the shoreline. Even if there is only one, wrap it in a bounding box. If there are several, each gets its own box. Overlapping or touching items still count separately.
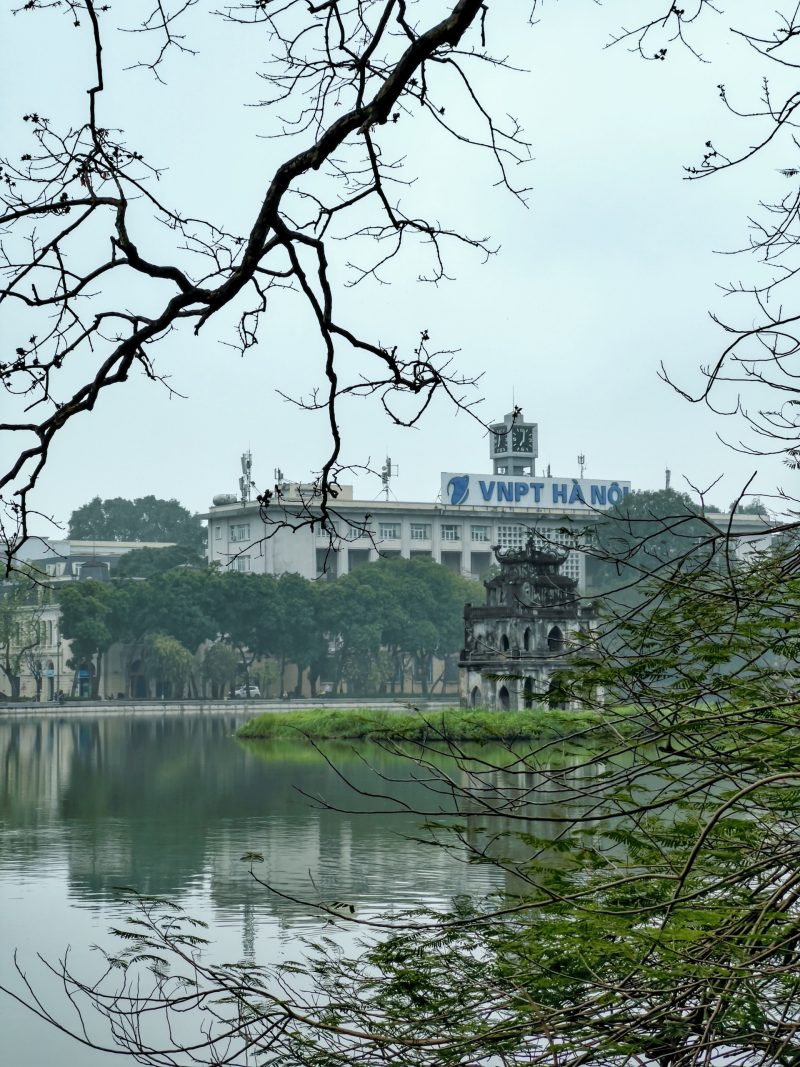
[0,697,453,719]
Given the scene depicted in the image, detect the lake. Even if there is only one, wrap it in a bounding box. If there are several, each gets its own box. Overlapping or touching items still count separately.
[2,712,557,1066]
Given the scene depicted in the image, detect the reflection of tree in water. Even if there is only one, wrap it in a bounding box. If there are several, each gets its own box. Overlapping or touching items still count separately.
[0,717,508,930]
[378,741,658,903]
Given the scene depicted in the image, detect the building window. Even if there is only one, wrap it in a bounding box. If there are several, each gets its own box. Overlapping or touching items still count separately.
[229,523,250,543]
[235,556,251,572]
[470,551,492,580]
[471,524,491,542]
[315,548,338,579]
[497,524,527,549]
[441,551,462,574]
[348,549,371,571]
[379,522,400,540]
[343,518,373,541]
[214,525,222,540]
[441,524,461,542]
[410,523,431,540]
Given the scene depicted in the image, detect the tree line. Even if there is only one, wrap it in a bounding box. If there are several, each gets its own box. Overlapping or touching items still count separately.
[68,496,207,553]
[57,557,475,700]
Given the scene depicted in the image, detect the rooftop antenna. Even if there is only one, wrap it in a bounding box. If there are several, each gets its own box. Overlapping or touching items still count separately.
[577,452,586,479]
[239,450,254,506]
[665,467,671,490]
[380,456,398,501]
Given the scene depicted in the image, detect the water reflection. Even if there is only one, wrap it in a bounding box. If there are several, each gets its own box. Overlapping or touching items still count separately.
[0,715,513,924]
[0,713,613,1067]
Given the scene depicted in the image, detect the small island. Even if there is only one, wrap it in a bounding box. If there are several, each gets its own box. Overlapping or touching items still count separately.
[236,706,608,743]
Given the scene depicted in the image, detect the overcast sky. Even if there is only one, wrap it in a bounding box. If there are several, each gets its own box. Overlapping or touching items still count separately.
[2,1,794,531]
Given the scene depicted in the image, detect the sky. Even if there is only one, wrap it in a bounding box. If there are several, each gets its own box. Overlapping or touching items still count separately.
[2,1,795,533]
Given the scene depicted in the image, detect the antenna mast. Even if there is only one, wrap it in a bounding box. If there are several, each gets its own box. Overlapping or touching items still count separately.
[381,456,398,501]
[577,452,586,479]
[239,451,254,506]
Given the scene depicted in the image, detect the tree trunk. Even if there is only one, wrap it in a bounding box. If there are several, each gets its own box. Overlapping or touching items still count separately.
[419,655,430,696]
[293,666,304,698]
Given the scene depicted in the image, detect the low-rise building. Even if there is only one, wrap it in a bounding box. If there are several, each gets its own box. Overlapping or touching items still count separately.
[1,538,176,700]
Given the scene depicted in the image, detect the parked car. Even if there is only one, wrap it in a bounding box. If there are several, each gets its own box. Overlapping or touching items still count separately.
[234,685,261,698]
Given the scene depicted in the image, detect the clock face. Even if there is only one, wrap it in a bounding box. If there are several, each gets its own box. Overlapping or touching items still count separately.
[511,426,533,453]
[493,428,508,453]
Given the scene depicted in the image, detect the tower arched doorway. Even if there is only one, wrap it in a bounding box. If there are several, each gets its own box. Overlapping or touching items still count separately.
[501,634,510,652]
[498,685,510,711]
[548,626,565,654]
[470,685,482,708]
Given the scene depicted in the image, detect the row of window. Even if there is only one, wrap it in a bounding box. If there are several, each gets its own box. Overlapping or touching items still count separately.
[217,520,577,578]
[221,519,576,549]
[316,521,494,543]
[380,522,560,546]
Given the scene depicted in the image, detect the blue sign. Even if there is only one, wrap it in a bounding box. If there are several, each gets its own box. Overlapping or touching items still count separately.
[442,473,630,510]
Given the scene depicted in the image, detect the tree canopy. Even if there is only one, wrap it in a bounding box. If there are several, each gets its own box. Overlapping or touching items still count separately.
[68,497,205,550]
[54,557,472,698]
[0,575,49,700]
[586,488,721,599]
[114,544,207,578]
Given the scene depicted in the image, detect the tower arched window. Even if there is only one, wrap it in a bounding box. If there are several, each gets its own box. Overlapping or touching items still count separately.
[501,633,510,652]
[523,627,531,652]
[523,676,535,709]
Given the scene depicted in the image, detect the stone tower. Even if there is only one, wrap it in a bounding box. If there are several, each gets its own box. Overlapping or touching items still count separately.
[459,535,594,710]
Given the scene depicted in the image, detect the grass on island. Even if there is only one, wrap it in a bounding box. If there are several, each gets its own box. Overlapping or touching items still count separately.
[236,706,613,743]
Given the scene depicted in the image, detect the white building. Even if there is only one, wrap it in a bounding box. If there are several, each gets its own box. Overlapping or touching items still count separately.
[204,411,633,589]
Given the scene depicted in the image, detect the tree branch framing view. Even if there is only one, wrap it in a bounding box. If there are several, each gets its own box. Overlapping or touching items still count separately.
[1,0,534,559]
[4,2,800,1066]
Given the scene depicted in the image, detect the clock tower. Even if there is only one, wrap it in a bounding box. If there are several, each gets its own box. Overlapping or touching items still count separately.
[489,410,538,476]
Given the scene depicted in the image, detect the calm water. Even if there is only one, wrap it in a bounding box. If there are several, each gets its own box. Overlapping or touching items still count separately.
[0,713,527,1066]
